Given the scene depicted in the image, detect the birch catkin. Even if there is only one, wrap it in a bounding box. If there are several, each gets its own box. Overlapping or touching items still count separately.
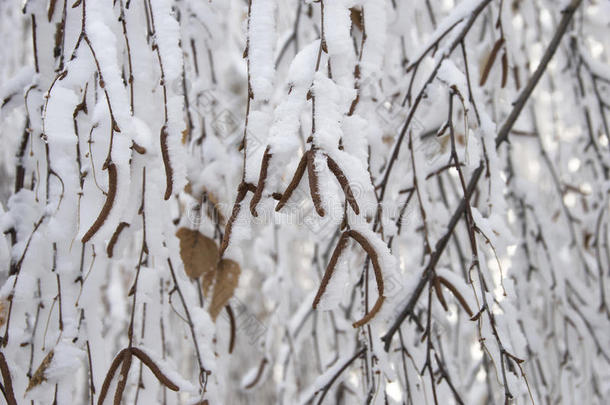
[82,162,118,243]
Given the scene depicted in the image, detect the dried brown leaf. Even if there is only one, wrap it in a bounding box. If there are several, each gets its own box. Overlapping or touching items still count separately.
[26,350,54,392]
[209,259,241,321]
[184,182,193,196]
[176,228,219,283]
[350,7,363,31]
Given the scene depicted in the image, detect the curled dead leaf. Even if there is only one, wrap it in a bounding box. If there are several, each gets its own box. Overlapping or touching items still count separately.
[208,259,241,321]
[181,128,189,145]
[382,135,394,145]
[176,228,219,281]
[350,7,363,31]
[27,350,54,392]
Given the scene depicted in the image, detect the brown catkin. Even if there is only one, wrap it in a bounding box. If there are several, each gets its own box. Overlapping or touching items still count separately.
[0,353,17,405]
[312,229,386,327]
[244,358,268,389]
[132,141,146,154]
[106,221,130,258]
[513,66,521,89]
[47,0,57,21]
[480,37,505,86]
[250,147,272,217]
[501,51,508,88]
[113,350,133,405]
[82,162,118,243]
[433,276,449,312]
[307,151,325,217]
[220,182,249,257]
[312,232,351,309]
[326,155,360,215]
[160,125,174,200]
[97,349,128,405]
[438,276,474,317]
[130,348,179,391]
[348,230,385,328]
[352,296,385,328]
[275,151,309,212]
[226,305,236,354]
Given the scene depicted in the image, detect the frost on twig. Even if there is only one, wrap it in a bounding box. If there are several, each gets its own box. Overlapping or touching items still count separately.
[0,0,608,404]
